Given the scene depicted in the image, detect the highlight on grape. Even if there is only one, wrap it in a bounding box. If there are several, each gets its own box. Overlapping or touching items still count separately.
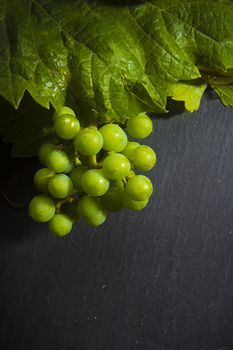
[28,107,156,236]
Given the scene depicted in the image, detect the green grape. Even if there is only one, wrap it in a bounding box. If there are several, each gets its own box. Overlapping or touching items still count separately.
[126,113,153,139]
[81,169,109,197]
[132,145,157,171]
[125,175,153,201]
[48,213,73,236]
[38,143,56,166]
[99,124,127,152]
[34,168,55,193]
[63,159,74,174]
[28,195,55,222]
[53,106,75,122]
[70,166,87,192]
[86,212,107,227]
[73,127,103,156]
[78,195,106,226]
[100,187,124,212]
[48,174,73,199]
[121,141,140,161]
[46,149,70,173]
[123,193,149,211]
[54,114,80,140]
[102,153,130,180]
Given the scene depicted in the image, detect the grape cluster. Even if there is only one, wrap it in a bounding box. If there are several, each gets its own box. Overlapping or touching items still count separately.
[28,106,156,236]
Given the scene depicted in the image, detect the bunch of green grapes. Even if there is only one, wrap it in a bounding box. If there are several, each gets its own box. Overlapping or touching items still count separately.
[28,107,156,237]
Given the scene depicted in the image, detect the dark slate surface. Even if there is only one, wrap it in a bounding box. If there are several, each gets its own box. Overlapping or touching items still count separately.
[0,92,233,350]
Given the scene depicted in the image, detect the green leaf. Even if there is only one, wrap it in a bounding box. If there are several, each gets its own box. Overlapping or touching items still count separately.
[212,85,233,106]
[167,81,208,112]
[203,74,233,106]
[1,0,233,155]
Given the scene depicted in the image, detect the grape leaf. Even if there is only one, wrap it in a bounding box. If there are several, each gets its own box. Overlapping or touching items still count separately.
[167,81,208,112]
[0,0,233,156]
[213,85,233,106]
[204,75,233,106]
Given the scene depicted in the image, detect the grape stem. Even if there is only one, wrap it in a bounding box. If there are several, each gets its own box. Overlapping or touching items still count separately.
[122,178,127,186]
[74,155,82,166]
[87,154,101,169]
[55,193,77,213]
[126,171,135,180]
[55,200,63,213]
[57,144,65,150]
